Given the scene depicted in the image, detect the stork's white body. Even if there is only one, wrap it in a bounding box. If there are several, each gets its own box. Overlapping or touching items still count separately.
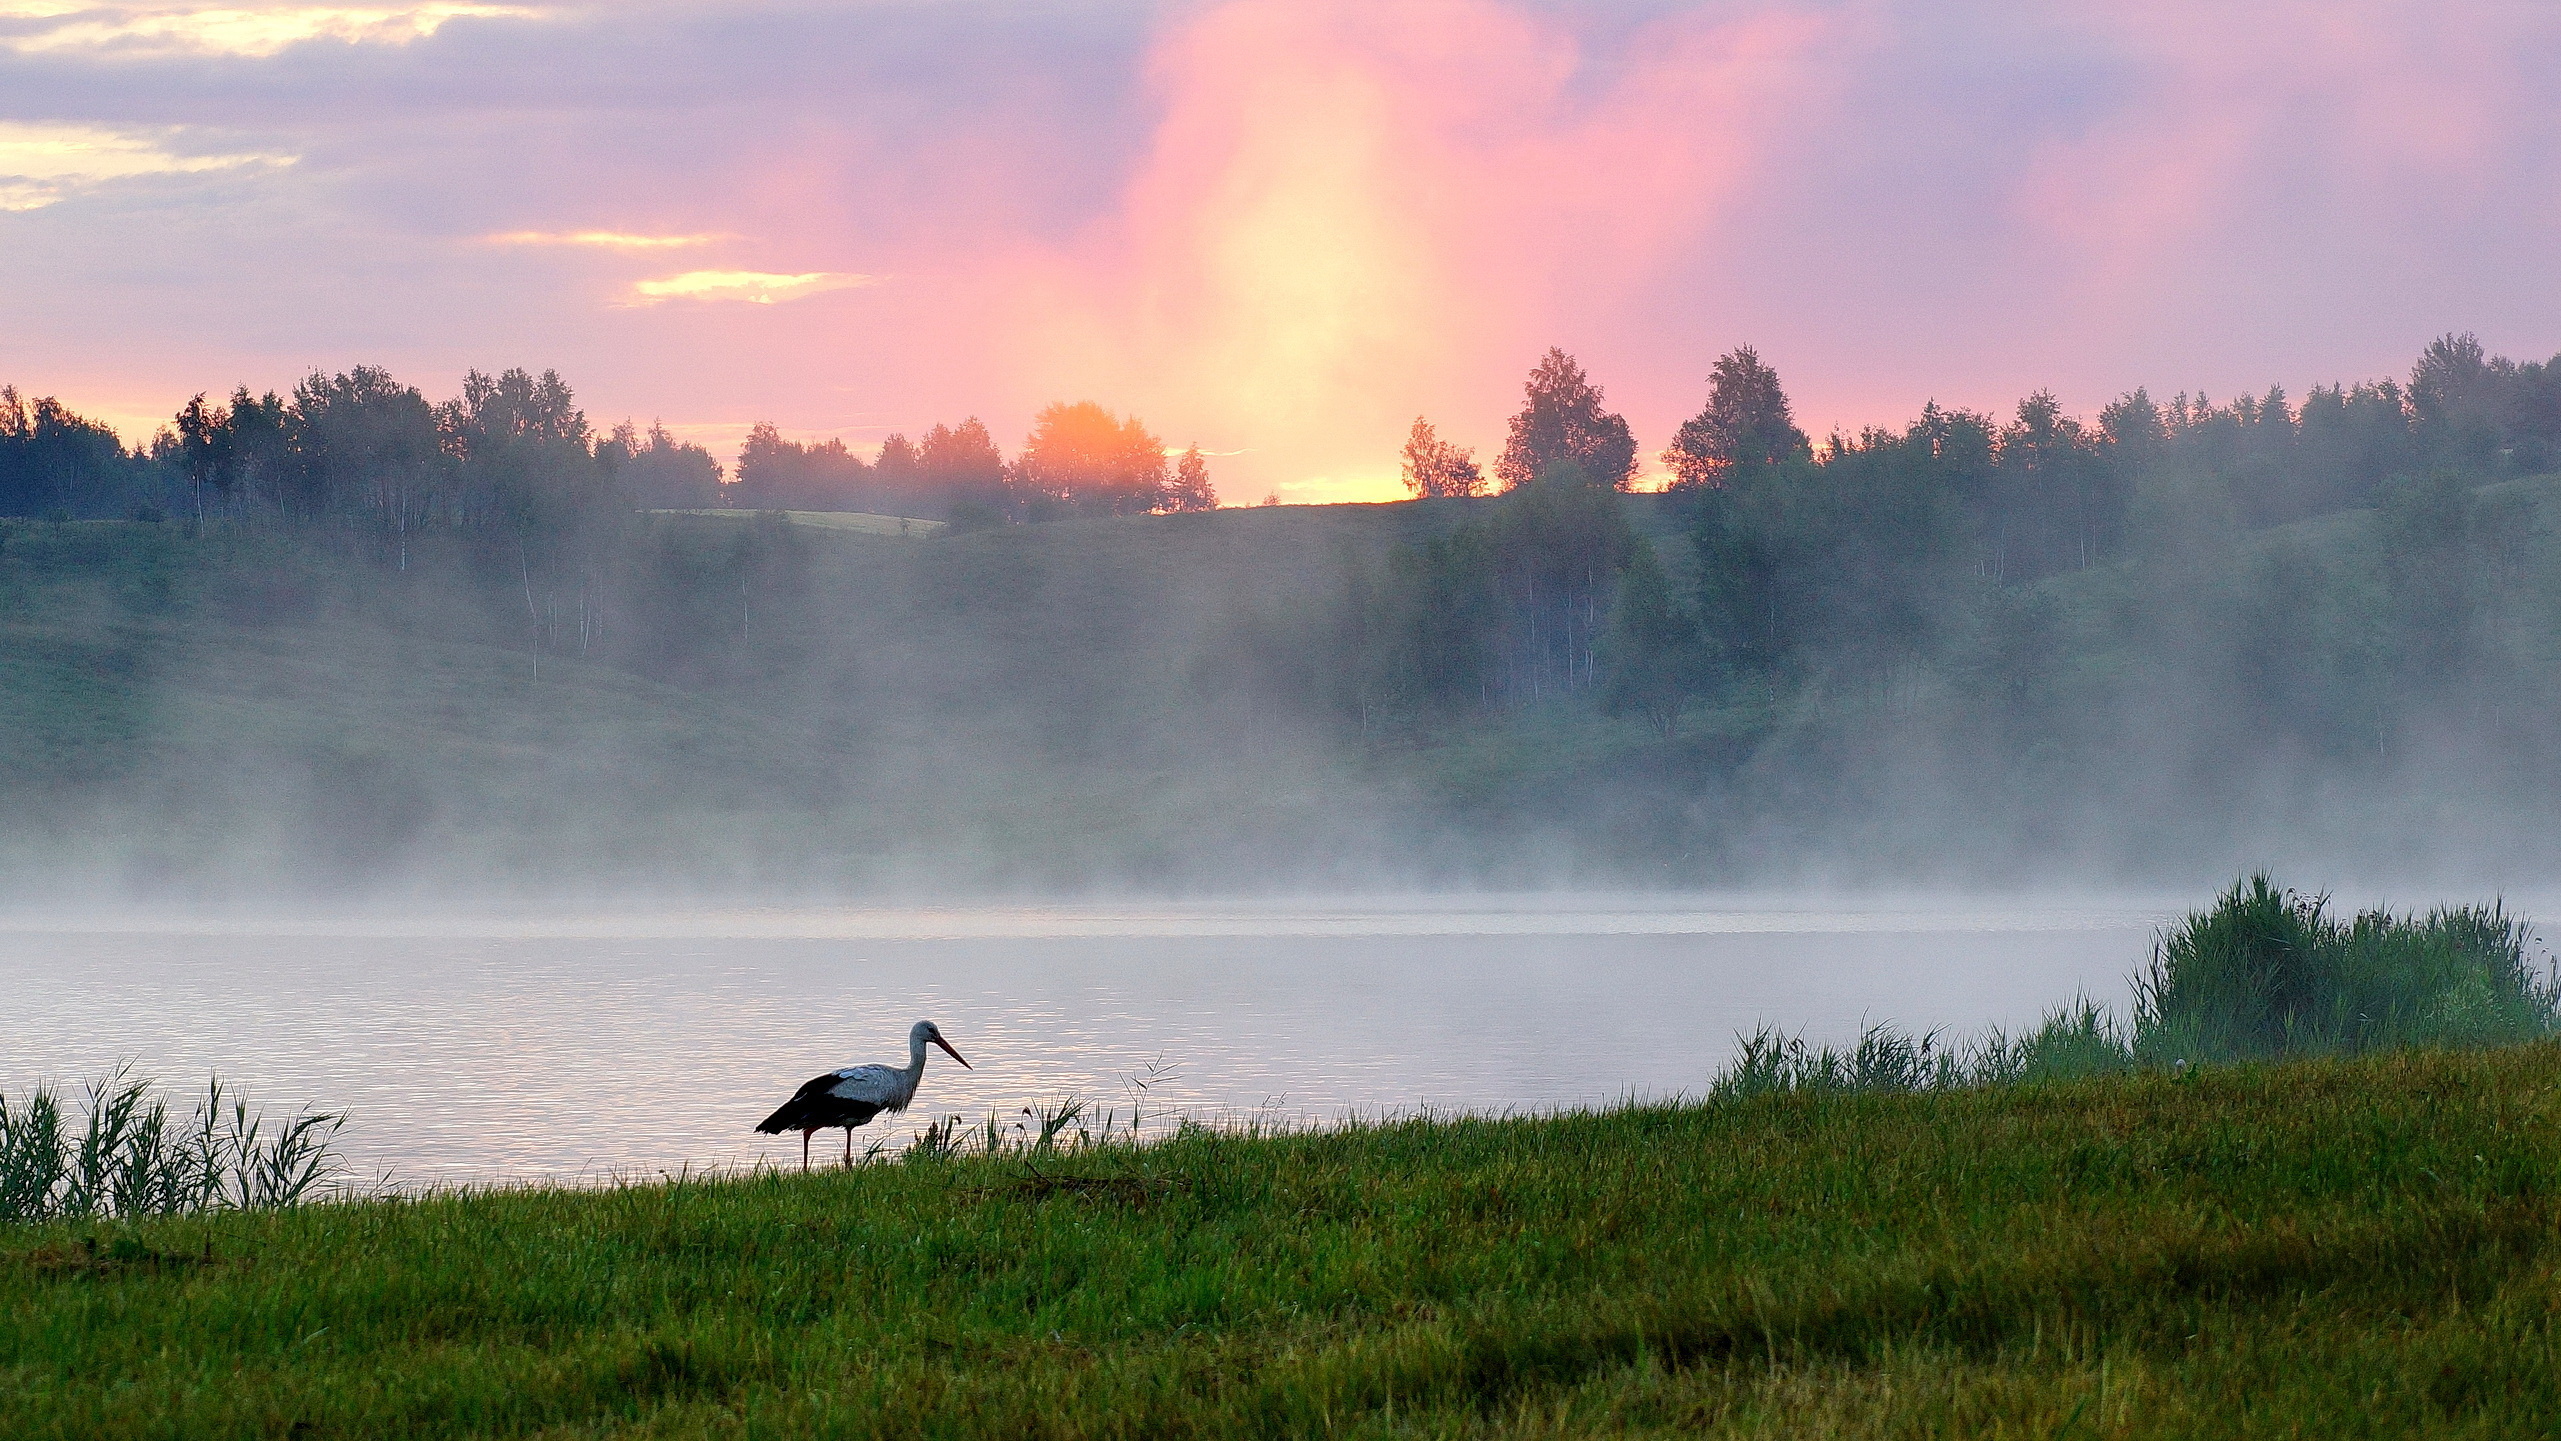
[818,1031,937,1115]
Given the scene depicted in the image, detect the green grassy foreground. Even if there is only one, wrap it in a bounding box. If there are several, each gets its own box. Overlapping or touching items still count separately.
[10,1046,2561,1437]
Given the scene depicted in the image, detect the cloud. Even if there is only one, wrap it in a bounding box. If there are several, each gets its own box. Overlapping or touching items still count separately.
[487,230,722,250]
[628,269,877,306]
[0,120,292,209]
[0,2,539,57]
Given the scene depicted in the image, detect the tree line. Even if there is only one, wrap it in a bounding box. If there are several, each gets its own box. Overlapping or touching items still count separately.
[1354,334,2561,739]
[9,332,2558,751]
[0,373,1219,531]
[734,402,1216,521]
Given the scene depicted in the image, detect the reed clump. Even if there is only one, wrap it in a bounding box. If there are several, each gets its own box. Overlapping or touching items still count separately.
[0,1066,348,1225]
[1715,874,2561,1097]
[2134,873,2556,1061]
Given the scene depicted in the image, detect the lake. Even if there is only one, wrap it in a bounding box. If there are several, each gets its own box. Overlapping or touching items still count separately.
[0,895,2174,1186]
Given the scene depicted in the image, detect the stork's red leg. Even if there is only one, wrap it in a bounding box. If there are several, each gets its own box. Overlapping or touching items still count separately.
[801,1129,813,1171]
[843,1128,854,1167]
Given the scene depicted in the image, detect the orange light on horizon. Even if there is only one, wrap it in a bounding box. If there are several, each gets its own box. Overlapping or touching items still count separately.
[626,270,877,306]
[487,230,723,250]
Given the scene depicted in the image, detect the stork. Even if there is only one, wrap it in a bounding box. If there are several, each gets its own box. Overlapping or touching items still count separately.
[755,1020,972,1169]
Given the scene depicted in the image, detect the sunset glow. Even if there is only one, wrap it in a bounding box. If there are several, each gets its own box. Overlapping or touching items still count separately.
[627,270,877,307]
[0,120,292,210]
[487,230,722,251]
[6,1,2558,501]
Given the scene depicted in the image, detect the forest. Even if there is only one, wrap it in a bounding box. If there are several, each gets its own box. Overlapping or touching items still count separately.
[2,332,2559,893]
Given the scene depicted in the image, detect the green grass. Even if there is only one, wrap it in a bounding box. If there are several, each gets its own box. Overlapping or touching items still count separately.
[10,1044,2561,1437]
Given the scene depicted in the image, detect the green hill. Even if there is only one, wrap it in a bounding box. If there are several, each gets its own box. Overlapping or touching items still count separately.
[4,470,2560,898]
[0,505,1478,897]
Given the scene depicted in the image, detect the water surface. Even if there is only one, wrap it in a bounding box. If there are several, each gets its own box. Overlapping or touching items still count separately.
[0,896,2170,1186]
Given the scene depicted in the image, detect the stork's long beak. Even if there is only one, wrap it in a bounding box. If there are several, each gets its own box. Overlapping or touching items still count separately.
[934,1035,972,1069]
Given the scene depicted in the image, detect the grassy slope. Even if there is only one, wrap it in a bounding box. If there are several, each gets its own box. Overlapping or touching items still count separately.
[0,522,863,892]
[10,1044,2561,1438]
[0,503,1505,892]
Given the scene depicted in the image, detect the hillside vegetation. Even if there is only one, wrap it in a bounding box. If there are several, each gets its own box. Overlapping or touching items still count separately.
[8,333,2561,894]
[0,504,1464,896]
[4,460,2561,896]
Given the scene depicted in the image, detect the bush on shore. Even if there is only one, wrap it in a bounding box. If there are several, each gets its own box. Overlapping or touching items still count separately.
[1715,873,2561,1097]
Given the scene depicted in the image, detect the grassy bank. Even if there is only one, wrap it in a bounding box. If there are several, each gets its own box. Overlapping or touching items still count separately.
[8,1044,2561,1437]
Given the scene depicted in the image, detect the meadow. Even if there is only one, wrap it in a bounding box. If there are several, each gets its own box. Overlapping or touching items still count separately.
[5,1043,2560,1438]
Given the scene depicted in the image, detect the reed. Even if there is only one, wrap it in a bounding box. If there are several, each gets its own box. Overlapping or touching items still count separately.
[1712,1001,2135,1099]
[1712,876,2561,1098]
[2135,873,2558,1062]
[0,1067,347,1225]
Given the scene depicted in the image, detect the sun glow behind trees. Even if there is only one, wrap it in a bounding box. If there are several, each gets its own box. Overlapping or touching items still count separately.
[15,3,2561,505]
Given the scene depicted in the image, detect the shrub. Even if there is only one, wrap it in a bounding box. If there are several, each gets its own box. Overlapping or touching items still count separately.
[2134,873,2558,1063]
[1712,875,2561,1097]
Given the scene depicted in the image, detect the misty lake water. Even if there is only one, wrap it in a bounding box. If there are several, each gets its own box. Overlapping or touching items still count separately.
[0,897,2178,1187]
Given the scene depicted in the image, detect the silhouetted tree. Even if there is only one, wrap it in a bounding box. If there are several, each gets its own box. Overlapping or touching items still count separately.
[1370,460,1637,713]
[602,421,722,508]
[875,433,920,486]
[437,367,602,541]
[1400,416,1484,498]
[732,423,868,510]
[1494,349,1638,491]
[2098,387,2166,456]
[2294,381,2413,508]
[1662,345,1808,490]
[172,393,236,503]
[290,366,442,549]
[1164,446,1218,512]
[918,418,1007,516]
[1989,390,2122,576]
[1013,401,1167,515]
[0,387,143,518]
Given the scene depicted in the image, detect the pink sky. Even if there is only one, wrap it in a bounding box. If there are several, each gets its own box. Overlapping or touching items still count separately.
[5,1,2559,502]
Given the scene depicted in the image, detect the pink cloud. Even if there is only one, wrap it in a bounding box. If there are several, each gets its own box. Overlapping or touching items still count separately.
[966,0,1842,498]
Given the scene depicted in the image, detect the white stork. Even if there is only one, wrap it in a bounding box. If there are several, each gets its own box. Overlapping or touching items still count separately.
[755,1020,972,1169]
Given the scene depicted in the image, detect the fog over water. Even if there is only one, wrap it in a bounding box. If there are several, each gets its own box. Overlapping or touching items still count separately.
[2,896,2180,1185]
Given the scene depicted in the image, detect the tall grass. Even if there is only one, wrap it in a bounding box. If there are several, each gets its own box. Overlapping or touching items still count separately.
[0,1066,347,1224]
[1715,875,2561,1097]
[1712,999,2131,1099]
[2135,873,2558,1061]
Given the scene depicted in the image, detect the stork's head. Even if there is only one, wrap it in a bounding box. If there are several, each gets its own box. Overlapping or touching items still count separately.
[914,1019,972,1069]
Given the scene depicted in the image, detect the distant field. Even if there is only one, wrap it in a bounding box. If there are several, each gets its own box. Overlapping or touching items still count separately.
[7,1043,2560,1437]
[0,504,1499,893]
[644,507,950,536]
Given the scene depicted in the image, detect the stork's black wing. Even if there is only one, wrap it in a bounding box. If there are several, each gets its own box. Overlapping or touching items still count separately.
[755,1069,888,1133]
